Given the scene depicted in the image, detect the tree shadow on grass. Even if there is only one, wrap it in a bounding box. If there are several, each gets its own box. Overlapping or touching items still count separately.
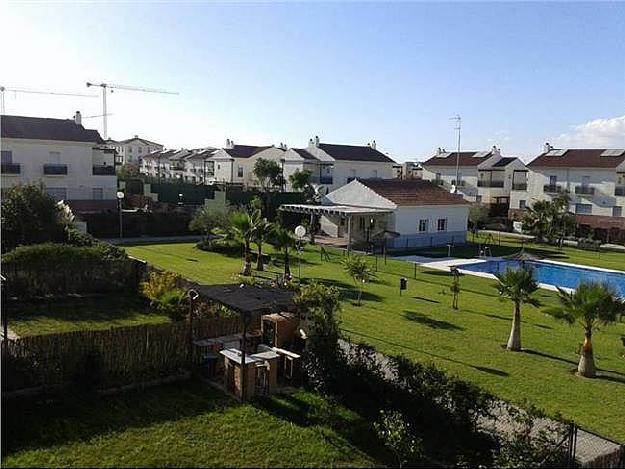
[413,296,440,304]
[522,348,625,377]
[402,311,464,331]
[311,278,384,303]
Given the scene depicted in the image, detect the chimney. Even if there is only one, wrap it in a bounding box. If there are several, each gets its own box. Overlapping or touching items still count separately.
[543,142,552,153]
[309,138,314,147]
[134,134,138,139]
[492,145,501,157]
[314,135,320,147]
[226,139,234,149]
[436,147,442,155]
[371,140,376,150]
[74,111,82,126]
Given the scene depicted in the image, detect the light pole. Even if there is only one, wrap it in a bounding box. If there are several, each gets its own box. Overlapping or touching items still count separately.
[116,191,125,239]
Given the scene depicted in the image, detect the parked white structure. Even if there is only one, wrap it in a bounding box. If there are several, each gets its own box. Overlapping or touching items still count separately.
[421,146,526,211]
[509,144,625,238]
[105,135,163,166]
[280,178,469,250]
[1,113,117,212]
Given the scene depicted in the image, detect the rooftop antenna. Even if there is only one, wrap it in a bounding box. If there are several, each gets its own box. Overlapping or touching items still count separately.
[0,86,97,115]
[450,114,462,194]
[86,82,178,139]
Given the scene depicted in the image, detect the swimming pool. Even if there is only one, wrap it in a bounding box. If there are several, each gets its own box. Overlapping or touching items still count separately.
[456,259,625,297]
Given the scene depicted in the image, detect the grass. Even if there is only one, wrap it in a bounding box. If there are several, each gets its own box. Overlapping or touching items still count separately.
[412,231,625,271]
[126,242,625,442]
[7,295,170,337]
[1,381,381,468]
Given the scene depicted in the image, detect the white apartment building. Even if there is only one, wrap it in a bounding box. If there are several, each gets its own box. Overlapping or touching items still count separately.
[1,113,117,213]
[509,144,625,239]
[421,147,526,213]
[105,135,163,166]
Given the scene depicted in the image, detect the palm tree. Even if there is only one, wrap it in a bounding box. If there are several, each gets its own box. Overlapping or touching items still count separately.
[495,268,540,351]
[544,282,625,378]
[228,211,257,276]
[253,216,273,271]
[341,254,376,306]
[270,226,296,278]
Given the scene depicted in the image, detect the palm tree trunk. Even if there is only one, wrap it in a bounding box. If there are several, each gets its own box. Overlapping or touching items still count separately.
[578,330,597,378]
[507,301,522,351]
[242,241,252,276]
[256,244,264,271]
[357,284,363,306]
[284,248,290,277]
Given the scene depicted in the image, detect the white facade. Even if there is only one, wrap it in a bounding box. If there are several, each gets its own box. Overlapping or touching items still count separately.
[107,135,163,165]
[1,138,117,210]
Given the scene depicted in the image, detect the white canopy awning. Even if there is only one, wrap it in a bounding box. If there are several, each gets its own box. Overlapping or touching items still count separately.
[279,204,392,216]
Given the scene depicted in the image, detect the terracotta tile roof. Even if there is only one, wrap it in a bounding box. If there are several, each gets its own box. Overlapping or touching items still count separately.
[357,178,469,206]
[527,149,625,169]
[224,145,275,158]
[1,115,104,144]
[292,148,318,160]
[422,151,492,167]
[318,143,396,163]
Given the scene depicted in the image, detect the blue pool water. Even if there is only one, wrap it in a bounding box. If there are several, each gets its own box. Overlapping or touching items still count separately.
[456,260,625,297]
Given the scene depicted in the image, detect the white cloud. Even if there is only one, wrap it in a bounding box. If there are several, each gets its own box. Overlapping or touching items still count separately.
[554,115,625,148]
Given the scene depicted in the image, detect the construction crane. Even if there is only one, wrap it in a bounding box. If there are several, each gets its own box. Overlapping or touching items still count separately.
[86,82,178,139]
[0,86,97,115]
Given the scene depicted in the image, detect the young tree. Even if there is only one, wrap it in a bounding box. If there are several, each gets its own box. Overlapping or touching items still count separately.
[189,206,228,246]
[269,226,296,278]
[522,192,574,245]
[228,210,259,276]
[341,254,376,306]
[544,282,625,378]
[468,203,489,231]
[450,266,461,310]
[252,215,273,271]
[374,410,423,468]
[253,158,282,191]
[495,268,540,351]
[1,184,70,252]
[288,169,312,191]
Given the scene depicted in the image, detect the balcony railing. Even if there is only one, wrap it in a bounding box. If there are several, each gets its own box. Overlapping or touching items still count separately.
[451,180,466,187]
[615,186,625,196]
[433,179,445,186]
[92,165,116,176]
[478,180,505,188]
[511,183,527,191]
[1,163,21,174]
[543,184,563,194]
[43,164,68,175]
[574,185,595,196]
[319,176,334,185]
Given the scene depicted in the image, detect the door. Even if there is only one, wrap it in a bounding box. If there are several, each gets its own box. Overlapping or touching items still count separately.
[263,319,275,347]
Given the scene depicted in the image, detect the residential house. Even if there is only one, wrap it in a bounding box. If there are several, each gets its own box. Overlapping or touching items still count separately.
[509,144,625,240]
[280,178,469,250]
[1,112,117,212]
[421,146,527,213]
[105,135,163,166]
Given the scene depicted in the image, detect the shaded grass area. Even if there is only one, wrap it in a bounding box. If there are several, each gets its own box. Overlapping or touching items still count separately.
[410,232,625,271]
[7,295,170,337]
[1,381,379,468]
[126,242,625,442]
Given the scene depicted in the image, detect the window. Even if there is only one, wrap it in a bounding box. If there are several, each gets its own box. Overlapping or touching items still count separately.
[575,203,592,215]
[138,147,143,153]
[549,175,557,186]
[613,206,622,217]
[237,166,244,178]
[581,176,590,187]
[49,151,61,164]
[435,172,441,181]
[372,169,378,178]
[359,217,365,229]
[437,218,447,231]
[217,164,221,170]
[1,150,13,163]
[418,219,428,232]
[128,147,133,153]
[475,195,482,203]
[92,188,103,200]
[519,200,527,210]
[45,187,67,200]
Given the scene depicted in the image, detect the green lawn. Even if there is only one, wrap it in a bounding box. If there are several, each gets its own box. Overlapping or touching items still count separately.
[1,382,380,468]
[126,242,625,443]
[7,295,170,337]
[413,231,625,271]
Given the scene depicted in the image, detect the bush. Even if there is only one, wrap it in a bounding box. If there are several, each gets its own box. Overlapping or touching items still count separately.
[2,243,116,264]
[196,237,243,254]
[154,289,189,321]
[140,271,188,320]
[141,271,179,305]
[66,229,127,260]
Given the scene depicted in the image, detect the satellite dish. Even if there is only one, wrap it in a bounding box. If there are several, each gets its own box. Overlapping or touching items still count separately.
[314,185,328,196]
[295,225,306,239]
[207,177,216,186]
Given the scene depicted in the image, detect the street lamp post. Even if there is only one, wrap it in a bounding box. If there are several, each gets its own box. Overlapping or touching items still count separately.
[116,191,125,239]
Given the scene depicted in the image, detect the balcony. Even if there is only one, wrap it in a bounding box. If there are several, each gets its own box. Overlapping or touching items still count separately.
[43,164,68,175]
[171,164,185,171]
[543,184,563,194]
[615,186,625,196]
[451,180,466,187]
[92,165,116,176]
[1,163,21,175]
[319,176,334,185]
[432,179,445,186]
[477,180,504,188]
[511,183,527,191]
[574,185,595,196]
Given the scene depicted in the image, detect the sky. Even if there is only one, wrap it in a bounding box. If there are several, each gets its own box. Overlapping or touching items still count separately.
[1,1,624,162]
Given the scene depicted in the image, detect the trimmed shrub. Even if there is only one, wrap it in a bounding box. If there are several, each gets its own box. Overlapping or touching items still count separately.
[66,229,127,260]
[2,243,114,264]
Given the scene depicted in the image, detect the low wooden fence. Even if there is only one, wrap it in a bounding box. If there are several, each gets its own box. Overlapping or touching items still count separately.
[1,316,252,395]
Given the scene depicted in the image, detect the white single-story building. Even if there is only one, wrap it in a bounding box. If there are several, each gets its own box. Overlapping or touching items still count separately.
[280,178,469,250]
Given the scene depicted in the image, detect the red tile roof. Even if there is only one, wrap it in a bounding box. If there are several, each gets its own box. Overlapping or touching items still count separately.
[422,151,492,167]
[357,179,469,206]
[527,149,625,169]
